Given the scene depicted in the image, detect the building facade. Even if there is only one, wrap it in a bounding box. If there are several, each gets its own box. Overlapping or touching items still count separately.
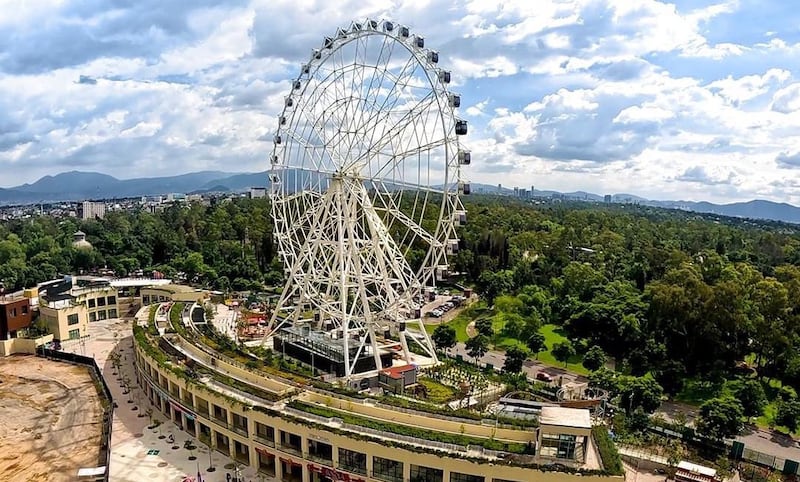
[81,201,106,220]
[40,301,89,342]
[73,286,119,322]
[0,297,32,340]
[141,285,207,305]
[134,334,616,482]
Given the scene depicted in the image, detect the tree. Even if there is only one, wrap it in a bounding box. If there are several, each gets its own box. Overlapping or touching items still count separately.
[503,346,528,374]
[474,318,494,338]
[431,325,456,353]
[775,398,800,432]
[589,367,621,394]
[735,379,768,418]
[552,341,575,367]
[619,376,664,414]
[465,335,489,363]
[525,332,546,359]
[697,396,744,440]
[583,345,607,372]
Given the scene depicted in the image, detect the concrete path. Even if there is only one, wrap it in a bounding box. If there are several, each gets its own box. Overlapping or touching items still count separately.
[63,316,263,482]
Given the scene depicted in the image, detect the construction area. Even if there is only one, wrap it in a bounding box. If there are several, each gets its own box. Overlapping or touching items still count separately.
[0,355,104,482]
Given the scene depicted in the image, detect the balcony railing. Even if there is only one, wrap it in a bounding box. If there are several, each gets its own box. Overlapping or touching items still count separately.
[370,471,403,482]
[254,435,276,447]
[232,425,249,437]
[337,462,367,476]
[278,444,303,457]
[307,452,333,465]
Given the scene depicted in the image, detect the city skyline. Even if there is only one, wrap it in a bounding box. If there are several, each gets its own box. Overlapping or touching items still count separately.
[1,1,800,204]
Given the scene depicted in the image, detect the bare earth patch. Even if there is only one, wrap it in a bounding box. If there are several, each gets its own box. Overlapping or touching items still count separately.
[0,355,103,482]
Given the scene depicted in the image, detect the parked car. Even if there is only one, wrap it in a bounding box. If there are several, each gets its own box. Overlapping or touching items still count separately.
[536,372,553,382]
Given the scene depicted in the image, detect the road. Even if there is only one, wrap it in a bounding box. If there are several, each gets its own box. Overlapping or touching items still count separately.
[451,342,587,386]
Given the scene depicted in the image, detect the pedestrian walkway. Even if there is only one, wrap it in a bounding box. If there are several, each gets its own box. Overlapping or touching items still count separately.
[62,315,263,482]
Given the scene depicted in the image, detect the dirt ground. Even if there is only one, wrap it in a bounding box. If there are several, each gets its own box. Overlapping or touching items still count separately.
[0,355,104,482]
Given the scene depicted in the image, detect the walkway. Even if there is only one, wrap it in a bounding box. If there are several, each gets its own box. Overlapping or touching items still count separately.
[62,314,263,482]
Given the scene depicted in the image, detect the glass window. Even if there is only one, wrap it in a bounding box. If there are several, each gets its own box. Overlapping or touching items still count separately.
[67,314,79,325]
[107,296,116,305]
[338,449,366,475]
[109,309,118,318]
[89,312,97,322]
[22,305,28,314]
[88,299,96,308]
[540,433,577,460]
[411,465,443,482]
[98,310,107,320]
[372,456,403,482]
[450,473,484,482]
[97,297,106,306]
[68,329,80,340]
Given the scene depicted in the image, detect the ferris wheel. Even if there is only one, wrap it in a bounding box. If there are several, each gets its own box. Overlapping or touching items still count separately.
[266,19,470,378]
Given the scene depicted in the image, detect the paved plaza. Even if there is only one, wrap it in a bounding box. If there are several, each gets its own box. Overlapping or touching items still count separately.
[62,315,266,482]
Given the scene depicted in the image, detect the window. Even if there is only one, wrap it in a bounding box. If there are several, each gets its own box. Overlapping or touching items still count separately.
[450,473,484,482]
[338,449,366,475]
[68,329,80,340]
[372,456,403,482]
[11,308,16,317]
[88,299,96,308]
[98,310,107,320]
[107,296,116,305]
[108,309,118,318]
[67,314,79,326]
[89,312,97,322]
[540,433,577,460]
[21,305,28,314]
[255,422,274,444]
[97,297,106,306]
[411,465,442,482]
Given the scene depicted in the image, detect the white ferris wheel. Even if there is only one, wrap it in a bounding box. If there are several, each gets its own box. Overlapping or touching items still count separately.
[266,19,471,378]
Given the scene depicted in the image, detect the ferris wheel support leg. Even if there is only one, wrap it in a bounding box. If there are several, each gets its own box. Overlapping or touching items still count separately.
[399,332,412,365]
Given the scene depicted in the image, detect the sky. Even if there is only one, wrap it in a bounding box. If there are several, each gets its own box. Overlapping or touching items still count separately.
[1,0,800,204]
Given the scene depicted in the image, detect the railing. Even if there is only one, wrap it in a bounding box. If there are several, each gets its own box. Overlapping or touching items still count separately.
[211,416,230,430]
[278,444,303,457]
[370,471,403,482]
[337,462,367,476]
[307,452,334,465]
[254,435,276,448]
[232,424,249,437]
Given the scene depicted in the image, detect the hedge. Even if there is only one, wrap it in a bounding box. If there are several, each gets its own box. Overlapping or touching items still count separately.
[592,425,624,475]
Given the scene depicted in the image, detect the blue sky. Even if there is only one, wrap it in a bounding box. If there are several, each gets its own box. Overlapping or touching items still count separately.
[1,0,800,203]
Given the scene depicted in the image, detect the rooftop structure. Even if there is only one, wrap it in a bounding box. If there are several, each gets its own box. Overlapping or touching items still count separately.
[72,230,92,250]
[540,406,593,429]
[676,461,719,482]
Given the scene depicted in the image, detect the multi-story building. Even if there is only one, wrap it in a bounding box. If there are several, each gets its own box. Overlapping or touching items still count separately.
[250,187,267,199]
[134,325,619,482]
[0,296,32,340]
[73,284,119,322]
[141,284,207,305]
[81,201,106,220]
[39,299,89,342]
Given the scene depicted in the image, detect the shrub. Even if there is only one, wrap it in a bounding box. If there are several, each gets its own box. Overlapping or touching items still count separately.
[592,425,623,475]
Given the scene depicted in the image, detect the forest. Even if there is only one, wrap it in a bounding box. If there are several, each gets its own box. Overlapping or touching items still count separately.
[3,194,800,435]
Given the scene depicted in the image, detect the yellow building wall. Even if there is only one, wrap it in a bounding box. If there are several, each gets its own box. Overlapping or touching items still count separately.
[136,342,622,482]
[40,304,89,341]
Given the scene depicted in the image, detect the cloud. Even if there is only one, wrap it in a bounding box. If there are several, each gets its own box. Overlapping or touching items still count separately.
[673,166,738,185]
[2,0,800,205]
[776,151,800,168]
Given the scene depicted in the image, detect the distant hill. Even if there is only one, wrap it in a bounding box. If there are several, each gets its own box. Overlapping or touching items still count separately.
[5,170,800,225]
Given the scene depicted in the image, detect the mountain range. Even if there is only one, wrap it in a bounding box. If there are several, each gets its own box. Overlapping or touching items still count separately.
[4,170,800,225]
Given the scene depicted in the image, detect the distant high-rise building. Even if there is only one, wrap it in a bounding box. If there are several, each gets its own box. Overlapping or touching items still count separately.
[514,187,519,197]
[604,194,612,203]
[249,187,267,199]
[531,185,535,196]
[497,183,502,193]
[80,201,105,220]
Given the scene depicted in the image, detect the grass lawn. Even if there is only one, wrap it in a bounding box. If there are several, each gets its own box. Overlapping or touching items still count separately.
[417,378,458,404]
[536,324,589,375]
[425,301,490,342]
